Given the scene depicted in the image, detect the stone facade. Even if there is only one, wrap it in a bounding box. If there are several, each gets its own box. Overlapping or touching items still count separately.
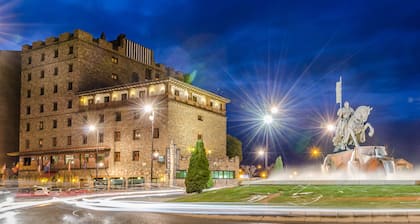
[17,29,237,188]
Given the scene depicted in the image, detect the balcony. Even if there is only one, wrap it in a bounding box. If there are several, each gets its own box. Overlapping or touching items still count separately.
[168,95,226,115]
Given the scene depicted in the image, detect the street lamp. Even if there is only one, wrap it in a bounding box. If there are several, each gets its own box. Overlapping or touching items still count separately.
[144,104,156,184]
[261,105,278,169]
[88,124,99,179]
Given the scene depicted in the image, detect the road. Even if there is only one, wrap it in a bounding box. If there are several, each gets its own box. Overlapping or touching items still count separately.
[1,189,420,223]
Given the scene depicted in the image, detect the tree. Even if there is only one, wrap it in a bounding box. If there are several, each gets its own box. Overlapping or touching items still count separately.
[273,156,284,172]
[185,139,210,193]
[226,135,243,161]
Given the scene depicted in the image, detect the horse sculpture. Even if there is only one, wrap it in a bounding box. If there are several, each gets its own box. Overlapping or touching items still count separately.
[335,105,374,149]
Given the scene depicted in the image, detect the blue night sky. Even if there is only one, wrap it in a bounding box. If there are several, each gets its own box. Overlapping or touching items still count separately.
[1,0,419,165]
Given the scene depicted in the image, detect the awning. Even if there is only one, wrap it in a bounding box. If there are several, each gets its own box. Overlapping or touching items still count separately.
[10,146,111,157]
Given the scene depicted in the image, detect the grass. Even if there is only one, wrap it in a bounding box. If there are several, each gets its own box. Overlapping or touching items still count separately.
[171,185,420,208]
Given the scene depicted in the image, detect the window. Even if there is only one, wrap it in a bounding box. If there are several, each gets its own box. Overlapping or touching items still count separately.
[38,138,43,148]
[111,56,118,64]
[69,46,74,54]
[198,115,203,121]
[139,91,146,98]
[41,53,45,61]
[68,82,73,90]
[24,157,31,166]
[52,120,57,129]
[155,73,160,79]
[176,170,187,179]
[133,129,141,140]
[145,69,152,80]
[114,131,121,142]
[39,121,44,130]
[219,104,223,111]
[132,151,139,161]
[53,85,58,93]
[210,101,214,107]
[27,90,31,98]
[40,104,44,113]
[53,102,58,111]
[27,73,32,81]
[114,152,120,162]
[65,154,74,165]
[40,70,44,78]
[26,123,30,132]
[99,133,104,143]
[115,112,121,121]
[67,100,73,109]
[104,96,110,103]
[212,171,235,179]
[133,112,140,119]
[121,93,127,101]
[52,137,57,147]
[192,95,197,102]
[54,67,58,76]
[82,135,87,144]
[68,64,73,72]
[88,99,94,105]
[67,118,72,127]
[99,114,104,123]
[28,57,32,64]
[153,128,159,138]
[67,136,72,145]
[174,90,180,96]
[25,140,30,149]
[40,87,44,96]
[54,49,58,58]
[111,73,118,80]
[26,106,31,115]
[131,72,139,82]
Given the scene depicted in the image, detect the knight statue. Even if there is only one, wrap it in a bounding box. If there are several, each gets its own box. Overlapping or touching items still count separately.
[332,102,374,151]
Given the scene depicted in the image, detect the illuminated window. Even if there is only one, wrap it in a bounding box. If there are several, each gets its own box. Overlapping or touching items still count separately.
[133,129,141,140]
[111,56,118,64]
[111,73,118,80]
[114,152,120,162]
[39,138,43,148]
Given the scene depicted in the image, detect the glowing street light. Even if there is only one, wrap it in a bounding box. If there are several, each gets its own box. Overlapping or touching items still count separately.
[326,123,335,133]
[309,146,323,160]
[144,104,156,184]
[263,114,273,124]
[258,149,265,157]
[87,124,99,179]
[270,106,279,114]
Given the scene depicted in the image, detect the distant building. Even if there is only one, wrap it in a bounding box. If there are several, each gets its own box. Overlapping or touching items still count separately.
[394,158,413,171]
[0,51,20,175]
[17,29,238,188]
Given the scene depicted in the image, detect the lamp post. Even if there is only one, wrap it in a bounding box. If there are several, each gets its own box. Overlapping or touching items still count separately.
[262,106,278,169]
[144,105,156,184]
[88,124,98,179]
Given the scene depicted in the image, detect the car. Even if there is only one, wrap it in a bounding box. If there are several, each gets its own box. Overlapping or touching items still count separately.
[33,186,49,196]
